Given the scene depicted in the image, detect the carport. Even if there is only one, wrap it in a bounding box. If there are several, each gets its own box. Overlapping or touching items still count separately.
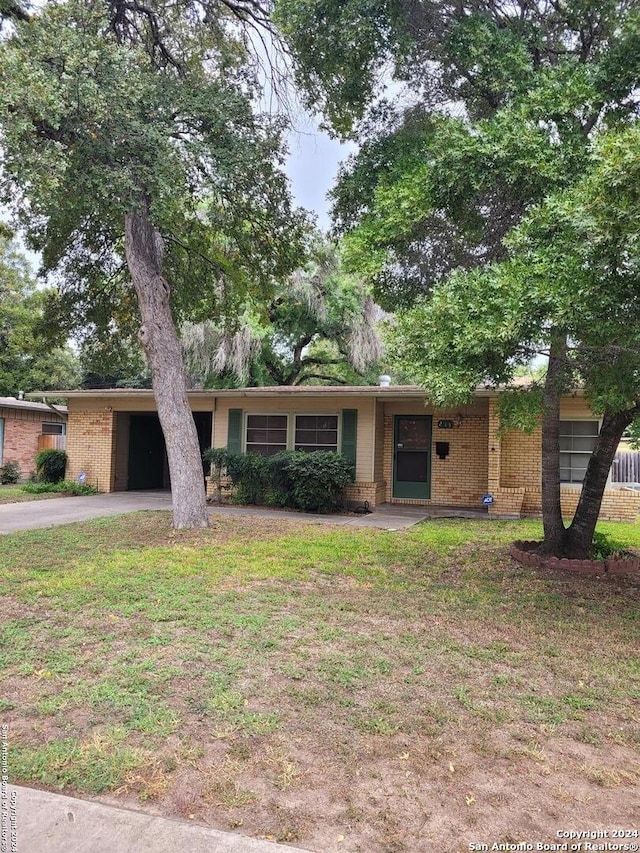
[116,410,213,491]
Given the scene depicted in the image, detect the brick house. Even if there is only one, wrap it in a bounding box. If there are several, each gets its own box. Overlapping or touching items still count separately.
[38,385,640,521]
[0,397,67,478]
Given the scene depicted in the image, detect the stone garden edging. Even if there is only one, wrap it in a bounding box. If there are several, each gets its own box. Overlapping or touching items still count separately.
[510,540,640,578]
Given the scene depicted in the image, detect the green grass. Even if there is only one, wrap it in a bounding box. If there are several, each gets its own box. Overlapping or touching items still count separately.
[0,484,66,504]
[0,511,638,847]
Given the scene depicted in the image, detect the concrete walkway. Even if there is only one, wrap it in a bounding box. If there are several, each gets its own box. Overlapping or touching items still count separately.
[0,490,488,535]
[0,491,173,534]
[7,785,307,853]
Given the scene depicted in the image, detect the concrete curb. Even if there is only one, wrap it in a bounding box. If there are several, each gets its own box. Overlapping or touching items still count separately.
[8,785,308,853]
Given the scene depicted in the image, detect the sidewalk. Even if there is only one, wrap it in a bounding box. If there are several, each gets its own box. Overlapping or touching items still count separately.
[0,489,487,535]
[8,785,307,853]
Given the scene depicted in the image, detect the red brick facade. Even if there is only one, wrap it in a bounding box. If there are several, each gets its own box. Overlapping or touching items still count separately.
[0,402,67,478]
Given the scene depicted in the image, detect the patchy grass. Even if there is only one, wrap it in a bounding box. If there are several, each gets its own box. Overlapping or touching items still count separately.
[0,485,66,504]
[0,512,638,851]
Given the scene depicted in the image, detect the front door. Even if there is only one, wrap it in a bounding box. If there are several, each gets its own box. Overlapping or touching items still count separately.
[393,415,432,499]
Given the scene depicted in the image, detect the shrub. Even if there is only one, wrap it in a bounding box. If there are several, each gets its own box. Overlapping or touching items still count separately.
[21,480,98,496]
[226,452,272,505]
[202,448,232,502]
[209,449,355,512]
[34,449,68,483]
[0,460,21,485]
[274,451,355,513]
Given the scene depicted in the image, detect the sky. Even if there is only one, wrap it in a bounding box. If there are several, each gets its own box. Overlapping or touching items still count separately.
[285,123,357,231]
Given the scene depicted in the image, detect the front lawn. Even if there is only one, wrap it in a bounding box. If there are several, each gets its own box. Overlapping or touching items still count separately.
[0,513,638,851]
[0,485,68,504]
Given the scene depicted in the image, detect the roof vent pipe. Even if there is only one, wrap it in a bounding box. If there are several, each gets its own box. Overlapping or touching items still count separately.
[17,390,24,400]
[378,375,391,387]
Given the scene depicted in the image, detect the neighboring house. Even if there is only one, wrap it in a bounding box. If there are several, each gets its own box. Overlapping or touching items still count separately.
[0,397,67,476]
[37,385,640,521]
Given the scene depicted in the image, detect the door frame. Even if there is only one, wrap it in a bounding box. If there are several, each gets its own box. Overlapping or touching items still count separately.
[392,414,432,500]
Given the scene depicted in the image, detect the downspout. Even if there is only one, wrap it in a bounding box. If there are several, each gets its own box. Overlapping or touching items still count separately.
[43,400,68,422]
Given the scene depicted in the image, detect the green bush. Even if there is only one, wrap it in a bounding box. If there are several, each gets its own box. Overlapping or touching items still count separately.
[34,449,68,483]
[226,452,273,505]
[0,460,21,484]
[202,448,233,502]
[273,451,355,513]
[218,449,354,513]
[21,480,98,496]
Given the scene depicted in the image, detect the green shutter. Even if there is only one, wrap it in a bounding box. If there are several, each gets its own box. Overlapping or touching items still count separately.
[341,409,357,467]
[227,409,243,454]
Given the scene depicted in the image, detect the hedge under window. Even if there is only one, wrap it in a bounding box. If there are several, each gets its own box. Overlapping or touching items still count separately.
[294,414,339,453]
[559,420,599,483]
[246,414,288,456]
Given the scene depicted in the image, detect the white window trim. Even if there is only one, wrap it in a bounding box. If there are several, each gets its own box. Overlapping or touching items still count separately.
[42,422,67,435]
[243,412,289,455]
[242,411,342,455]
[293,412,340,453]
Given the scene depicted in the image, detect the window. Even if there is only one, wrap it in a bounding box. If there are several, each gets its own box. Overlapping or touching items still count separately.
[559,420,599,483]
[42,422,66,435]
[294,415,339,453]
[245,414,288,456]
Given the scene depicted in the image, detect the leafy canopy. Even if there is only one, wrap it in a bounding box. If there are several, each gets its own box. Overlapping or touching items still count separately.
[0,0,308,327]
[0,230,79,396]
[181,237,384,386]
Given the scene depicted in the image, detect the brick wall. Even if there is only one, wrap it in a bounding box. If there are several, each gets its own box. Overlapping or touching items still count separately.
[487,398,640,521]
[343,480,387,508]
[66,406,116,492]
[382,400,489,507]
[1,407,66,476]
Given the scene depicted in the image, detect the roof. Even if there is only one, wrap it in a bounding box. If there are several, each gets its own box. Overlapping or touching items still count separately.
[29,383,544,401]
[0,396,68,414]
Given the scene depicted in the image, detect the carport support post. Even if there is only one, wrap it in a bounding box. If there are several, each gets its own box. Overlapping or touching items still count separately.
[125,207,208,529]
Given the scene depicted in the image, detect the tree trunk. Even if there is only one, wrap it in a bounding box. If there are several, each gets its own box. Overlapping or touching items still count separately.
[125,206,208,529]
[539,332,568,554]
[563,406,637,558]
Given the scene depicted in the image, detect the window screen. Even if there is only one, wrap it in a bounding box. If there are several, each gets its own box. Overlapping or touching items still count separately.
[42,422,66,435]
[559,420,599,483]
[294,414,338,453]
[245,414,288,456]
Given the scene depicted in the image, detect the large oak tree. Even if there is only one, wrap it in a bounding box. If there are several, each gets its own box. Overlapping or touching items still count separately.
[0,0,306,527]
[278,0,640,556]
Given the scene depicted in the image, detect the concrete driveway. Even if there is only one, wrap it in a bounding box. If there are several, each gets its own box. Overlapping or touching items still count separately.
[0,490,487,535]
[0,490,173,535]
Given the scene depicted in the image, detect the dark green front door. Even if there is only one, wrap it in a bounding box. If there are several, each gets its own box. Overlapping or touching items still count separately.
[392,415,432,499]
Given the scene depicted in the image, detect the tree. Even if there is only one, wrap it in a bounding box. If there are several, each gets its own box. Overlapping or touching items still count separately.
[389,123,640,557]
[0,0,306,527]
[0,229,79,396]
[181,237,384,386]
[78,335,150,389]
[278,0,640,557]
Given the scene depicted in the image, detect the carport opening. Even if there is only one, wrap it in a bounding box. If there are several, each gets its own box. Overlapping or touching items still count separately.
[125,411,212,491]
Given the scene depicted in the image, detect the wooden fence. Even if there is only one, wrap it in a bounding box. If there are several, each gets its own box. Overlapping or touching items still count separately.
[37,434,66,452]
[611,451,640,484]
